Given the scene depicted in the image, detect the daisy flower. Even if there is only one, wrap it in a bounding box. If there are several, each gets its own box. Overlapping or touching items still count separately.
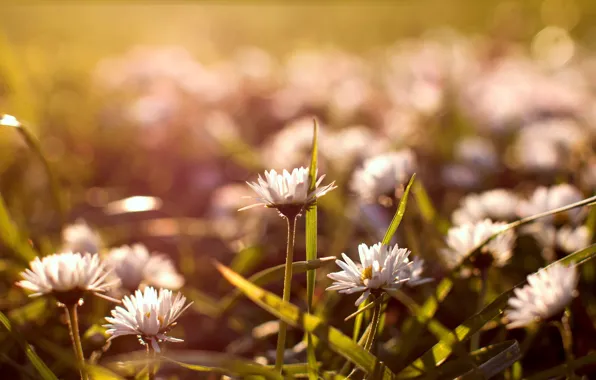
[350,150,417,203]
[452,189,520,226]
[505,263,578,329]
[326,243,429,306]
[104,244,185,291]
[441,219,516,272]
[242,167,336,217]
[104,287,192,352]
[17,252,118,304]
[517,184,585,224]
[61,220,102,255]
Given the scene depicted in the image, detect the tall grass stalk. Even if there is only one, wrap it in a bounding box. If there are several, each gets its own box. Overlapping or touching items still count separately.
[275,214,298,372]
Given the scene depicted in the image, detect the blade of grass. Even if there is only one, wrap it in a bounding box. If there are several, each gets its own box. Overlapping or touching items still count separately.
[412,181,450,235]
[0,311,59,380]
[216,262,396,379]
[0,194,37,262]
[305,118,319,380]
[218,256,335,314]
[382,174,416,246]
[106,350,283,380]
[398,244,596,378]
[1,115,66,227]
[524,352,596,380]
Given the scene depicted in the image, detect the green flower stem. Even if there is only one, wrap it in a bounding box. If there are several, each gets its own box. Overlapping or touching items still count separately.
[363,299,382,352]
[555,309,577,379]
[146,344,156,380]
[64,303,87,380]
[275,214,298,373]
[470,269,488,351]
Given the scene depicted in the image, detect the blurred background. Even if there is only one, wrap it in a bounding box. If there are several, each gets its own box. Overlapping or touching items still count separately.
[1,1,596,378]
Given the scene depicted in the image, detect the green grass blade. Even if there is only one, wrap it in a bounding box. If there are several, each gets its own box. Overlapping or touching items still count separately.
[412,181,450,235]
[382,174,416,246]
[0,194,37,262]
[0,311,59,380]
[305,118,319,380]
[218,256,335,314]
[106,350,283,379]
[399,244,596,378]
[524,352,596,380]
[1,115,67,227]
[86,365,127,380]
[216,262,396,379]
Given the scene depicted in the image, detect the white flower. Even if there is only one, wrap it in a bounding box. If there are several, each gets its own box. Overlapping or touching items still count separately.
[104,287,192,352]
[351,150,417,203]
[454,137,499,170]
[105,244,184,291]
[441,219,516,271]
[505,263,578,329]
[62,220,102,254]
[452,189,520,225]
[517,184,585,224]
[17,252,117,301]
[556,225,591,254]
[326,243,428,306]
[242,167,336,213]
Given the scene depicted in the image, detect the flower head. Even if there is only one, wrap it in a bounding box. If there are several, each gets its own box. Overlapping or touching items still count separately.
[17,252,117,304]
[452,189,520,225]
[505,263,578,329]
[104,287,192,352]
[105,244,184,291]
[62,220,102,254]
[242,167,336,216]
[441,219,516,272]
[351,150,417,203]
[326,243,429,306]
[517,184,585,224]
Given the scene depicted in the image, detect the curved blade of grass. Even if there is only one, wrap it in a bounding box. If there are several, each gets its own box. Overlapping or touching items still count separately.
[107,350,283,379]
[382,174,416,246]
[1,115,66,227]
[399,244,596,378]
[0,194,37,262]
[216,262,396,379]
[395,194,596,363]
[86,365,126,380]
[219,256,335,314]
[525,352,596,380]
[305,118,319,380]
[0,311,59,380]
[412,181,450,235]
[408,340,520,380]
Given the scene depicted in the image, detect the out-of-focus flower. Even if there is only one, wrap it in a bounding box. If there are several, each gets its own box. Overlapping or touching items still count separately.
[351,150,417,203]
[528,223,591,259]
[105,244,184,291]
[505,263,578,329]
[580,160,596,191]
[454,137,499,171]
[324,125,389,172]
[242,167,336,216]
[511,119,589,173]
[62,220,102,255]
[17,253,117,303]
[556,225,591,254]
[104,287,192,352]
[517,184,585,224]
[441,219,516,271]
[326,243,428,306]
[261,117,331,171]
[441,164,481,189]
[452,189,520,225]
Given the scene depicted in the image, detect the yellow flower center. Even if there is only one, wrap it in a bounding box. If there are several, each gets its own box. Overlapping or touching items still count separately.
[361,266,374,282]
